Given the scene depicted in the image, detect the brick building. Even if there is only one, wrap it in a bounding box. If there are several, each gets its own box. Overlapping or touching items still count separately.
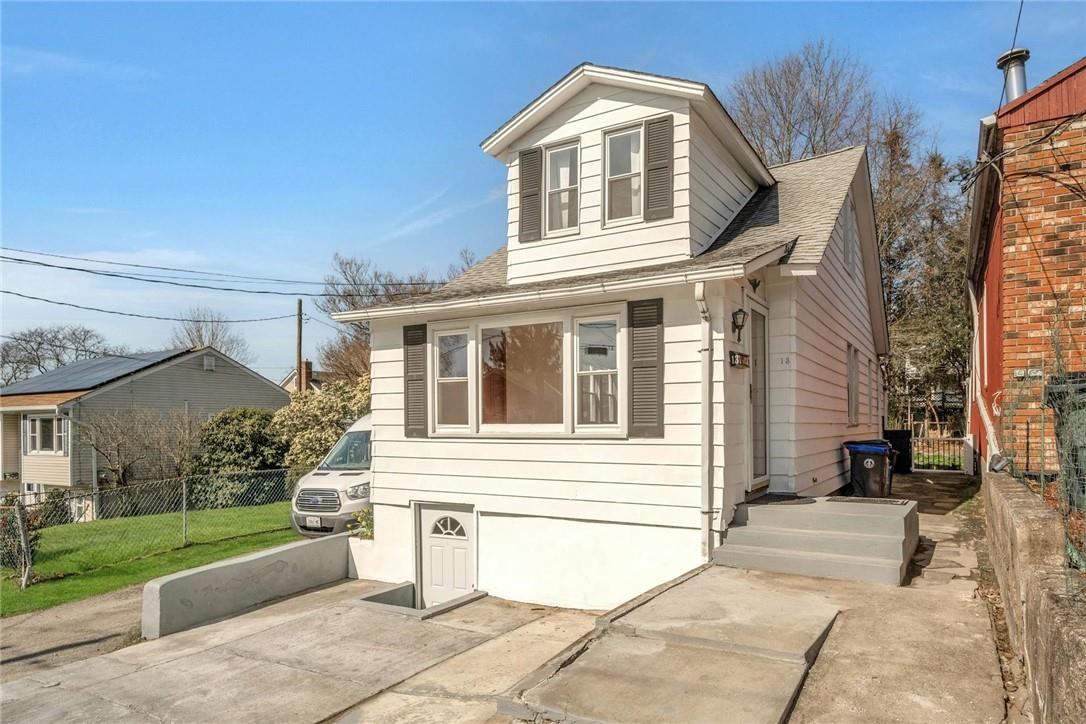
[967,52,1086,473]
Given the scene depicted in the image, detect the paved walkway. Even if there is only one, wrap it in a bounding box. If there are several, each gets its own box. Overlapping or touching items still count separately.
[1,586,143,681]
[792,471,1004,723]
[505,472,1005,724]
[1,580,595,723]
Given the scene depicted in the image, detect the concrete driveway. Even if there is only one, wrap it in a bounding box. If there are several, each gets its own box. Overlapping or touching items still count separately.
[0,580,595,723]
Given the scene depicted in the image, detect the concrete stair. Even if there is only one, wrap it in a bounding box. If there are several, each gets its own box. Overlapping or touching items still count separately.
[714,497,919,585]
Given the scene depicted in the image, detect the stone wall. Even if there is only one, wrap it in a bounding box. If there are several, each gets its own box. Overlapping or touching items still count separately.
[983,470,1086,723]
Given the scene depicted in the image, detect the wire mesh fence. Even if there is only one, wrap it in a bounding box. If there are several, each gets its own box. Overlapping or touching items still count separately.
[1,469,301,587]
[912,436,965,471]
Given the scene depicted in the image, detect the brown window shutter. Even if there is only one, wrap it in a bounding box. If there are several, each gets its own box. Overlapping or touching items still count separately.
[403,324,428,438]
[518,147,543,242]
[628,299,664,438]
[643,116,674,221]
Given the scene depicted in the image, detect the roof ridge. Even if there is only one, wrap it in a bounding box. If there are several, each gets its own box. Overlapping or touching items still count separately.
[768,145,864,169]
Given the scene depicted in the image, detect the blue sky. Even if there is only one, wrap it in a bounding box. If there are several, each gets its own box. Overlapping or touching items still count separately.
[2,1,1083,378]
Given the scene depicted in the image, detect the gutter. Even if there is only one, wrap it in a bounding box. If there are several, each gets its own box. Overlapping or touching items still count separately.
[334,243,792,323]
[694,281,715,559]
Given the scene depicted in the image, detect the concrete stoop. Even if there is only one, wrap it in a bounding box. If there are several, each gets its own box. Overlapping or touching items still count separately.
[714,497,919,585]
[497,566,840,724]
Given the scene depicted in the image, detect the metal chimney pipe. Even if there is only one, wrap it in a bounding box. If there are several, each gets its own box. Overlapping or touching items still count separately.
[996,48,1030,103]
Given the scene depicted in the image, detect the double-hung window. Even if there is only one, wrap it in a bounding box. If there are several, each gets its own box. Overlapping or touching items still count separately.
[435,332,469,428]
[545,144,578,233]
[23,415,68,455]
[576,318,619,426]
[605,127,642,222]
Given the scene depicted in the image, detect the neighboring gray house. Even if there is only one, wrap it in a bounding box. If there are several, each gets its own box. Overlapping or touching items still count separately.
[0,347,289,499]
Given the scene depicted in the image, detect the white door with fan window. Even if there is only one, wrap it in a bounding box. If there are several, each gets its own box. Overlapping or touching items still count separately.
[419,505,475,607]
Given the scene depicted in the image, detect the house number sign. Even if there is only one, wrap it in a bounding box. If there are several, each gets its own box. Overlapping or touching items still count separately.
[729,352,750,368]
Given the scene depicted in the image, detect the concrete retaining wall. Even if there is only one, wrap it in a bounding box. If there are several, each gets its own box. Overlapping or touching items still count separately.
[983,471,1086,723]
[142,533,350,639]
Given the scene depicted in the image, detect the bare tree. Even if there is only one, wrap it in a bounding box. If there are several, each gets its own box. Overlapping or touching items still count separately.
[1,325,125,385]
[314,249,476,380]
[169,306,252,363]
[80,408,205,485]
[728,38,876,166]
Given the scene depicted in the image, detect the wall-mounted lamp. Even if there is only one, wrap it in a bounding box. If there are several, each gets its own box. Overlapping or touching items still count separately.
[731,308,749,342]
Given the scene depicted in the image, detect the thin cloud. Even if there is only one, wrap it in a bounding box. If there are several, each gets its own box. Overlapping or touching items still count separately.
[366,188,503,247]
[2,46,160,85]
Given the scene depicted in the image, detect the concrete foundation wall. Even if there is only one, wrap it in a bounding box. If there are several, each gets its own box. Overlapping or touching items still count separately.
[478,513,702,610]
[142,533,350,639]
[983,470,1086,723]
[347,503,415,583]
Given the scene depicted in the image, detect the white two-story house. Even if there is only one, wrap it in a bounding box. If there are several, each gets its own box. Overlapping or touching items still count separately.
[335,64,889,610]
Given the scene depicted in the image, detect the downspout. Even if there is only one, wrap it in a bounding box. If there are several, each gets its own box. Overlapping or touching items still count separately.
[694,282,715,559]
[968,281,1004,467]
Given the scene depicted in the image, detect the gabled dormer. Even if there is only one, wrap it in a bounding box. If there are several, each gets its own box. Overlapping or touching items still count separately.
[482,64,775,285]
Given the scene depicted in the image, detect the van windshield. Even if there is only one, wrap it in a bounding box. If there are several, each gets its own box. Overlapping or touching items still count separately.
[319,431,372,471]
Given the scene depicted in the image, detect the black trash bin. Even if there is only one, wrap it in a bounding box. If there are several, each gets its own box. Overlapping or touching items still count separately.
[844,440,895,498]
[883,429,913,474]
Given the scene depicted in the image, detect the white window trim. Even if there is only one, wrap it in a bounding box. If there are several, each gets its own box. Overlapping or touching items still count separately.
[432,329,472,433]
[543,141,580,238]
[23,414,68,456]
[573,314,622,432]
[603,126,643,226]
[429,303,627,439]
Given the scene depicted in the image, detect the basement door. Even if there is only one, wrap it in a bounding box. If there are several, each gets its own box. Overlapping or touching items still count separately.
[418,504,475,608]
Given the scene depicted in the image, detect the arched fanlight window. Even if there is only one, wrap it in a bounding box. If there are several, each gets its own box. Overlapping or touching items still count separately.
[430,516,466,538]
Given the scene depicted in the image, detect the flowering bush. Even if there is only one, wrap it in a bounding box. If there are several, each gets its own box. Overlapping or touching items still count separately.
[271,377,371,470]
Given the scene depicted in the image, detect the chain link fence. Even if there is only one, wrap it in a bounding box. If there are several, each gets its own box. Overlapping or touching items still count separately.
[1,469,301,587]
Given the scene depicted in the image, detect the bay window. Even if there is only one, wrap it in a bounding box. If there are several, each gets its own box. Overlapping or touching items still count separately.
[605,128,642,222]
[23,415,69,455]
[436,332,469,427]
[545,144,578,233]
[576,319,618,426]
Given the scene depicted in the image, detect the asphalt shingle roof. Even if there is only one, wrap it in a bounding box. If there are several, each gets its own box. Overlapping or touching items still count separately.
[363,146,865,313]
[0,348,190,396]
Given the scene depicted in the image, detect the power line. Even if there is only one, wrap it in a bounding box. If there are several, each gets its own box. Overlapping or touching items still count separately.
[2,247,442,287]
[304,314,352,333]
[995,0,1027,112]
[0,256,357,298]
[2,290,296,323]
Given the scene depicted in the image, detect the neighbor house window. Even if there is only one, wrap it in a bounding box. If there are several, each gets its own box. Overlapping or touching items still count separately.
[481,321,564,425]
[606,127,642,221]
[545,144,579,233]
[847,344,859,425]
[23,416,68,455]
[576,319,618,426]
[436,332,469,427]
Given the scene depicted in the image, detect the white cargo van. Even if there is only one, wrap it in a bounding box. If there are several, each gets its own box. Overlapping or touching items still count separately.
[290,415,372,537]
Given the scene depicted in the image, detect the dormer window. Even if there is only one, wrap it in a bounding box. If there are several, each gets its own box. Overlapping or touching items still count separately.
[545,144,579,233]
[605,128,642,222]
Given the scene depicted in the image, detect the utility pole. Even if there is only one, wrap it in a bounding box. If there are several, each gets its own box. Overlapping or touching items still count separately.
[296,298,303,393]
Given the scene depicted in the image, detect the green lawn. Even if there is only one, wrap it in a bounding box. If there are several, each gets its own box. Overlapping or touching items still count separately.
[1,502,301,617]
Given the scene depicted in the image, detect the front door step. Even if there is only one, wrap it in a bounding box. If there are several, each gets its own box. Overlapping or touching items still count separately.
[717,497,919,585]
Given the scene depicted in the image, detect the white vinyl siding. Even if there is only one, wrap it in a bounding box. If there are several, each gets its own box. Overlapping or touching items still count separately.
[687,111,758,255]
[504,85,694,284]
[369,285,709,530]
[780,189,881,496]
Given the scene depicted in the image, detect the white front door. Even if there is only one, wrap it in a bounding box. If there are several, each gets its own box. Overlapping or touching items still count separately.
[419,505,475,607]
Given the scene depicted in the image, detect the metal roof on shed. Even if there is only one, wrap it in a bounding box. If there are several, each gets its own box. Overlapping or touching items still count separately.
[0,348,190,396]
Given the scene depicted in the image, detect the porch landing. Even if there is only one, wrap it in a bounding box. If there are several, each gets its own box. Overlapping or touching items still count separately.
[714,496,920,585]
